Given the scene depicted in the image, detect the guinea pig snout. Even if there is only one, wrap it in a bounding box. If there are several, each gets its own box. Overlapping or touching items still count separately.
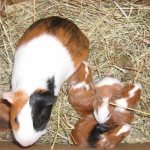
[17,139,33,147]
[14,129,46,147]
[94,98,110,124]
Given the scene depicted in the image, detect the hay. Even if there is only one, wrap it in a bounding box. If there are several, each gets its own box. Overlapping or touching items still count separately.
[0,0,150,146]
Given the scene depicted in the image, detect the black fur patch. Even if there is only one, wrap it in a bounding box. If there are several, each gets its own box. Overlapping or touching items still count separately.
[47,16,66,29]
[30,77,57,131]
[88,123,110,147]
[47,77,55,93]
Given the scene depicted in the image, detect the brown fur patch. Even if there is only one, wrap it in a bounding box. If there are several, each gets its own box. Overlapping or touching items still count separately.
[9,91,28,131]
[96,84,122,98]
[69,62,92,84]
[68,88,95,116]
[18,16,89,68]
[68,62,95,116]
[71,115,97,147]
[97,125,130,149]
[109,110,134,125]
[93,84,122,114]
[108,83,141,124]
[127,88,141,108]
[0,99,11,131]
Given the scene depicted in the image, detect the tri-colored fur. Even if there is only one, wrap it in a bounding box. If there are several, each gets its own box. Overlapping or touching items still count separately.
[68,68,142,149]
[91,81,142,149]
[1,16,89,147]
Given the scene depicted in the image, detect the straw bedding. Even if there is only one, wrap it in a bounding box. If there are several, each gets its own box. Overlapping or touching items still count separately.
[0,0,150,147]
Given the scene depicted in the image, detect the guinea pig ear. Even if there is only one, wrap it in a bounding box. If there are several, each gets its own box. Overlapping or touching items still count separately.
[0,99,11,131]
[45,94,57,106]
[93,96,102,108]
[30,90,57,107]
[2,92,15,104]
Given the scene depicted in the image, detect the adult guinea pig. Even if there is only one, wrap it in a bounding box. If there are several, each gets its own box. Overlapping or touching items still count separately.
[2,16,89,147]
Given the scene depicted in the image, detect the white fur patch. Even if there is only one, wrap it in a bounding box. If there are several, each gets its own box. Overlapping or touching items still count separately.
[116,124,131,136]
[72,81,90,90]
[14,101,46,147]
[94,97,111,124]
[96,77,122,87]
[115,83,142,112]
[129,83,142,97]
[82,61,89,79]
[12,34,75,96]
[115,98,128,112]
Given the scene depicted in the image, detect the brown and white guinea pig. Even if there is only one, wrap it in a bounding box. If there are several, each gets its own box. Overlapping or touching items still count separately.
[1,16,89,147]
[72,115,112,148]
[0,99,10,131]
[92,123,131,149]
[67,61,95,116]
[92,79,142,149]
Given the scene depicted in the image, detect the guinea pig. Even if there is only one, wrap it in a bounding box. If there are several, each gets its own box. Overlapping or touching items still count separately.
[67,61,95,116]
[94,82,142,125]
[92,123,131,149]
[92,82,142,149]
[2,16,89,147]
[71,115,111,148]
[93,77,123,124]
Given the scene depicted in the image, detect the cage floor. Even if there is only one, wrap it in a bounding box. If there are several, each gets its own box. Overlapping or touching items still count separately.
[0,142,150,150]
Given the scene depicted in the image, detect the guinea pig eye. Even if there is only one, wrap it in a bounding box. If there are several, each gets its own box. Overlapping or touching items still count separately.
[14,117,18,123]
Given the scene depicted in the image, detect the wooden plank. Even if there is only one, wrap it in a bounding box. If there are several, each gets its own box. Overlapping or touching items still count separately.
[0,142,150,150]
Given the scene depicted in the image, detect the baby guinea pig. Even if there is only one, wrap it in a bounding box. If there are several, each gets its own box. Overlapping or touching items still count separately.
[68,61,95,116]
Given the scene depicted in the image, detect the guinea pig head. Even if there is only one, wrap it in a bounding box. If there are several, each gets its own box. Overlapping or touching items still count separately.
[93,77,123,124]
[68,61,93,90]
[2,89,57,147]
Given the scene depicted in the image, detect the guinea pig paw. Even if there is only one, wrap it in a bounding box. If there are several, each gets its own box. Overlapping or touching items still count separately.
[98,136,110,148]
[105,143,116,149]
